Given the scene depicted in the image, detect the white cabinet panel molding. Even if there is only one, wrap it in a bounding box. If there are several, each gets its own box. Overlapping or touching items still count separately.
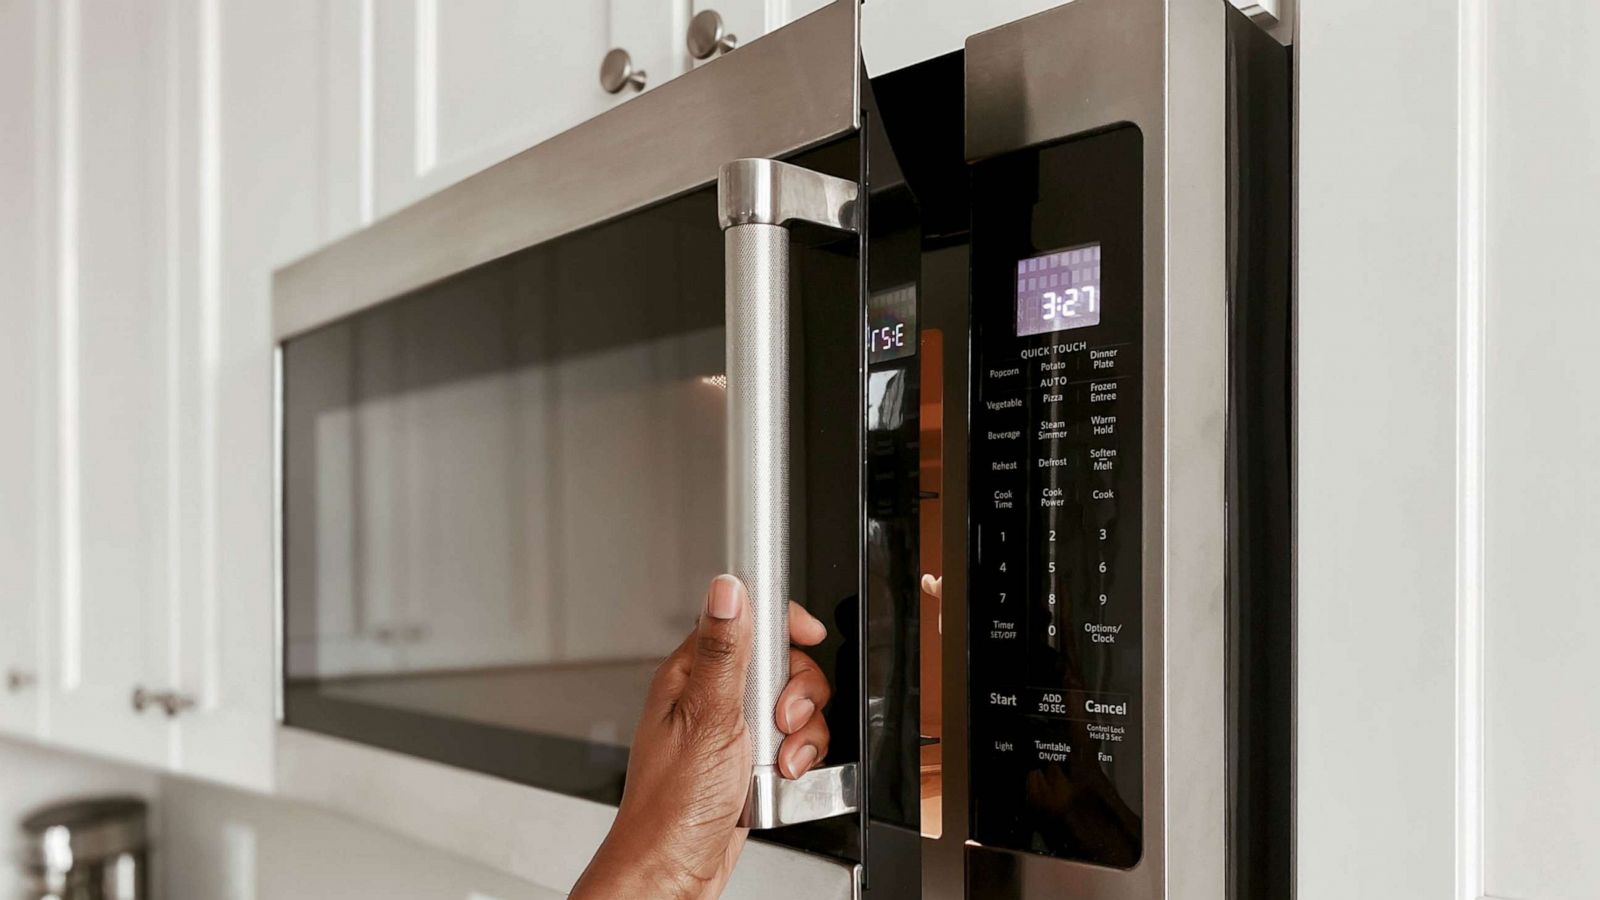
[412,0,439,176]
[606,0,690,104]
[691,0,827,62]
[1297,0,1474,896]
[174,0,335,789]
[0,0,49,740]
[1454,0,1488,898]
[1295,0,1600,894]
[373,0,609,216]
[318,0,377,237]
[42,0,173,766]
[1480,0,1600,896]
[5,0,330,788]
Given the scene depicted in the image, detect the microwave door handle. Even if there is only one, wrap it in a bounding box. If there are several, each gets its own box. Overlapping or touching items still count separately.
[718,158,860,829]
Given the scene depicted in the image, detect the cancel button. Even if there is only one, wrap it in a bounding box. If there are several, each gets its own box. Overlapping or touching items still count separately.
[1084,698,1128,717]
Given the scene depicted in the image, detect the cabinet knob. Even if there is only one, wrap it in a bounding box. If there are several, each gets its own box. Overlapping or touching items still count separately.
[132,686,196,717]
[158,692,196,718]
[5,669,35,692]
[599,48,647,94]
[687,10,738,60]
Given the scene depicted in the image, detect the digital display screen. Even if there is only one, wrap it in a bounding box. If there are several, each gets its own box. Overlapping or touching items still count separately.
[1016,243,1102,336]
[868,283,917,364]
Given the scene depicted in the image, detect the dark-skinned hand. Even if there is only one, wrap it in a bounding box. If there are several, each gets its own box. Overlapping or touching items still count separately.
[570,575,831,900]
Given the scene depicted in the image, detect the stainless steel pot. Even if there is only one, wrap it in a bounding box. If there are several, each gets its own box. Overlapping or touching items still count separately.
[21,797,148,900]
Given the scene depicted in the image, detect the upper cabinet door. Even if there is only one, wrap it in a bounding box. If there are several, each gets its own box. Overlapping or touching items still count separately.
[371,0,609,216]
[604,0,690,104]
[689,0,832,69]
[165,0,335,791]
[42,0,172,766]
[690,0,761,64]
[0,0,47,739]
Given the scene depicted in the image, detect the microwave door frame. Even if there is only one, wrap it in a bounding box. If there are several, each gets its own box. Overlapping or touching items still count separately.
[270,0,869,888]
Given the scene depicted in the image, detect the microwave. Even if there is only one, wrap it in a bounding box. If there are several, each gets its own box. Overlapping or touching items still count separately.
[272,1,1291,897]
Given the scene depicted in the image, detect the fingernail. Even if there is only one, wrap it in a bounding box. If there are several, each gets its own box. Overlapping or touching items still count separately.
[708,575,742,620]
[790,744,818,776]
[784,698,815,731]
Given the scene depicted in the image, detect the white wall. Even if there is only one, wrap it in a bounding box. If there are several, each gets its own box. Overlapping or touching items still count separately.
[158,776,562,900]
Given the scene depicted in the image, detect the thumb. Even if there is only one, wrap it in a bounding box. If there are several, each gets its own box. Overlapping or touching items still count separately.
[680,574,752,725]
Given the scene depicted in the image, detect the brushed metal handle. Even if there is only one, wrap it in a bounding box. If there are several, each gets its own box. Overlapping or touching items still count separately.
[687,10,738,60]
[599,48,646,94]
[717,158,859,829]
[5,669,35,692]
[724,218,790,777]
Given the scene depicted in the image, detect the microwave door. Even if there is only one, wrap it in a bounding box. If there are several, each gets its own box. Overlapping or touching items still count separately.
[273,0,895,884]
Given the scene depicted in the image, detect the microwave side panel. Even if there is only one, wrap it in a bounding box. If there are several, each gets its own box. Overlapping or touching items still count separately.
[964,0,1231,897]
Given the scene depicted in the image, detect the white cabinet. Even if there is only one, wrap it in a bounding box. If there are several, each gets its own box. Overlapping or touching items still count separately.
[310,0,852,233]
[351,0,843,223]
[172,0,330,788]
[0,0,46,740]
[693,0,763,65]
[608,0,690,101]
[369,0,610,217]
[691,0,830,64]
[0,0,336,790]
[43,0,173,768]
[684,0,831,70]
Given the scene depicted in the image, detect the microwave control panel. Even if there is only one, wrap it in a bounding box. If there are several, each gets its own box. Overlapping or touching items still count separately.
[968,125,1145,868]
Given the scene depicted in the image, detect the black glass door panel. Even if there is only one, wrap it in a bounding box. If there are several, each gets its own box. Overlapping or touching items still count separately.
[969,125,1145,867]
[282,141,865,848]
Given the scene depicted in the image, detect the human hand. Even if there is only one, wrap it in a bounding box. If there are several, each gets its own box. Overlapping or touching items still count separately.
[570,575,831,900]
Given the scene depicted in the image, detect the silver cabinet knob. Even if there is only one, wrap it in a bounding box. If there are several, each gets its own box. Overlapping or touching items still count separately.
[158,692,196,718]
[687,10,738,60]
[132,686,196,717]
[599,48,646,94]
[372,623,426,643]
[6,669,35,692]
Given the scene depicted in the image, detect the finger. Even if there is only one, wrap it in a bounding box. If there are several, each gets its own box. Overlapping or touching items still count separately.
[775,648,831,734]
[787,601,827,647]
[678,574,753,727]
[778,715,830,779]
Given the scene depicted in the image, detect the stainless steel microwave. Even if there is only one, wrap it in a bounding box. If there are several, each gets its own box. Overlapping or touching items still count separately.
[272,1,1291,897]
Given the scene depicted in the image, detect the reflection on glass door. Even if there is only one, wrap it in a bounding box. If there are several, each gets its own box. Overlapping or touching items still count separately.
[282,190,730,799]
